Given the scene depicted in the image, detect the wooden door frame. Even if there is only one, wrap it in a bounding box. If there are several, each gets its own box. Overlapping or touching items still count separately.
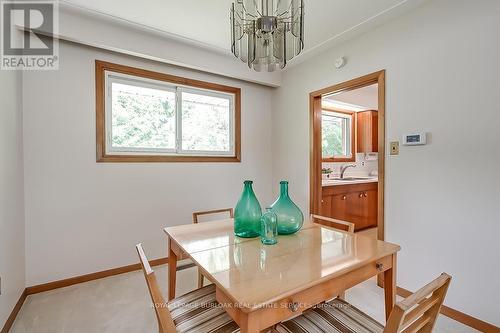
[309,70,386,242]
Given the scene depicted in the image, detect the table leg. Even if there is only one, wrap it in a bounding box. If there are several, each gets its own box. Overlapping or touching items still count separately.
[240,312,260,333]
[168,237,178,301]
[384,253,397,320]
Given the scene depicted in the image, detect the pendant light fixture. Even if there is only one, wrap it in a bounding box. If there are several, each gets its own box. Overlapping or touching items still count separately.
[230,0,304,72]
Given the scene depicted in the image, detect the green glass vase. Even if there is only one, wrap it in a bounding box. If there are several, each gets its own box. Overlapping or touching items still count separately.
[234,180,262,238]
[270,181,304,235]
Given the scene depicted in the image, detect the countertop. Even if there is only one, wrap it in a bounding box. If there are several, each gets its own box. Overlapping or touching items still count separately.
[322,177,378,186]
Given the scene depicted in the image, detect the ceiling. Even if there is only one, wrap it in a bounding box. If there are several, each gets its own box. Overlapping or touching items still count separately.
[61,0,426,58]
[323,84,378,111]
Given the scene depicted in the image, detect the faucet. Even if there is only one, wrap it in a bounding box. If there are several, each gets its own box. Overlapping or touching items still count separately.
[340,164,356,179]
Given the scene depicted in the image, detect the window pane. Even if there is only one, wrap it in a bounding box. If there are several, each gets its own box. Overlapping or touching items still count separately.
[322,112,351,158]
[181,91,231,152]
[111,82,176,149]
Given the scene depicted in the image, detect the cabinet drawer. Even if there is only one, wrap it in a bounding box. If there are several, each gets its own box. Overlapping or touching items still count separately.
[330,182,377,195]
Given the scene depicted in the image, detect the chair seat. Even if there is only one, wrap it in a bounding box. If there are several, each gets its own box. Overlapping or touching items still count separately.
[275,298,384,333]
[168,284,240,333]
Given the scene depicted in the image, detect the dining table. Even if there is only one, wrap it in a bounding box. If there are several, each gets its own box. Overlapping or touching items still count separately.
[164,218,400,333]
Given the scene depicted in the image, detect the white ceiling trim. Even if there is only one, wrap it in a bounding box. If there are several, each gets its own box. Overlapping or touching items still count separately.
[59,0,231,57]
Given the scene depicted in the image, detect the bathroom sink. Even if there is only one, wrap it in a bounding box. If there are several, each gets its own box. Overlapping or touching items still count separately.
[334,177,375,181]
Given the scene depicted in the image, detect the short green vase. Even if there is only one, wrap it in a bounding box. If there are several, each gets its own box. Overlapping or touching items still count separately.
[234,180,262,238]
[270,181,304,235]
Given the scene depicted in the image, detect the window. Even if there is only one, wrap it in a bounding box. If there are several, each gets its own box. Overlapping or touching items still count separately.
[322,110,355,162]
[96,61,241,162]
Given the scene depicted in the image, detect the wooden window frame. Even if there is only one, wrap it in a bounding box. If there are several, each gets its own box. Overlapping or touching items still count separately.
[321,107,356,163]
[95,60,241,163]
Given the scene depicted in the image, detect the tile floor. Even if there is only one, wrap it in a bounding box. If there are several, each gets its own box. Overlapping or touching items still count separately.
[10,265,478,333]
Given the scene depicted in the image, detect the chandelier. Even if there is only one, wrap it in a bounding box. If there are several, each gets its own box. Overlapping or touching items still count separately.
[230,0,304,72]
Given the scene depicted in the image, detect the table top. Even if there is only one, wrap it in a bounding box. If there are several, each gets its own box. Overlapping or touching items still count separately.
[164,218,400,311]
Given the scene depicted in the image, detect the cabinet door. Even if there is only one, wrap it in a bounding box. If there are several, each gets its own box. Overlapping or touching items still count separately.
[347,191,367,231]
[331,193,348,221]
[357,111,378,153]
[371,113,378,152]
[321,195,332,217]
[350,190,378,231]
[329,183,378,231]
[364,189,378,228]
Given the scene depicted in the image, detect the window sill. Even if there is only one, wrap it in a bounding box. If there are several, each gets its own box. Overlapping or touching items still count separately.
[96,153,241,163]
[322,157,356,163]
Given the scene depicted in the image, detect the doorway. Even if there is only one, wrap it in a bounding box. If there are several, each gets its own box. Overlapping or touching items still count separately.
[309,71,385,241]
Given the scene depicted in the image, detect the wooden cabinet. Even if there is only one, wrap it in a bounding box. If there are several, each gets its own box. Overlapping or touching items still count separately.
[357,110,378,153]
[321,182,377,231]
[364,188,378,229]
[320,194,332,217]
[331,193,348,221]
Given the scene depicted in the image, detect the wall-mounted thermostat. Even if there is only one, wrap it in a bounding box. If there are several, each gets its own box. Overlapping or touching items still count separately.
[402,132,427,146]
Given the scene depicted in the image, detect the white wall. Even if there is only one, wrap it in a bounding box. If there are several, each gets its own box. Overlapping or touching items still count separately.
[272,0,500,326]
[0,70,25,326]
[23,41,274,286]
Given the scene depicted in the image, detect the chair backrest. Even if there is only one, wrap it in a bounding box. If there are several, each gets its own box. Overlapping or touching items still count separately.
[384,273,452,333]
[136,244,177,333]
[192,208,234,224]
[310,214,355,233]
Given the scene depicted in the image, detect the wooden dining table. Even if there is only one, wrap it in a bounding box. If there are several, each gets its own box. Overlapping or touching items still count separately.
[164,218,400,333]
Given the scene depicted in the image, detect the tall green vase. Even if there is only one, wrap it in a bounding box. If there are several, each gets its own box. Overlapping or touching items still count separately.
[234,180,262,238]
[270,181,304,235]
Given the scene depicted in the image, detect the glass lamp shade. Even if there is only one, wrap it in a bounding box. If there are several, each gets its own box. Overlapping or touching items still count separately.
[230,0,304,72]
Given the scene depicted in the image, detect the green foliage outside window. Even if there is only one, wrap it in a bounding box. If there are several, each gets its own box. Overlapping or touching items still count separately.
[112,83,176,149]
[111,83,231,153]
[322,115,344,157]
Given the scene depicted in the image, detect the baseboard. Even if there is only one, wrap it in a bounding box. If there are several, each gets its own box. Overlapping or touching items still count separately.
[0,289,27,333]
[25,257,172,295]
[1,257,195,333]
[396,286,499,332]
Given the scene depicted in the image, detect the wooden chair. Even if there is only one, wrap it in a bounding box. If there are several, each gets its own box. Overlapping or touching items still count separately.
[275,273,452,333]
[192,208,233,288]
[310,214,355,300]
[310,214,355,233]
[136,243,239,333]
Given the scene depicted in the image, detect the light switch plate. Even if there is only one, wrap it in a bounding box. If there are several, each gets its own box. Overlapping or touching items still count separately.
[390,141,400,155]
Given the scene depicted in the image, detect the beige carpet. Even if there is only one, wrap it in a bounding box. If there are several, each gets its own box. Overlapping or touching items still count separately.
[11,266,478,332]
